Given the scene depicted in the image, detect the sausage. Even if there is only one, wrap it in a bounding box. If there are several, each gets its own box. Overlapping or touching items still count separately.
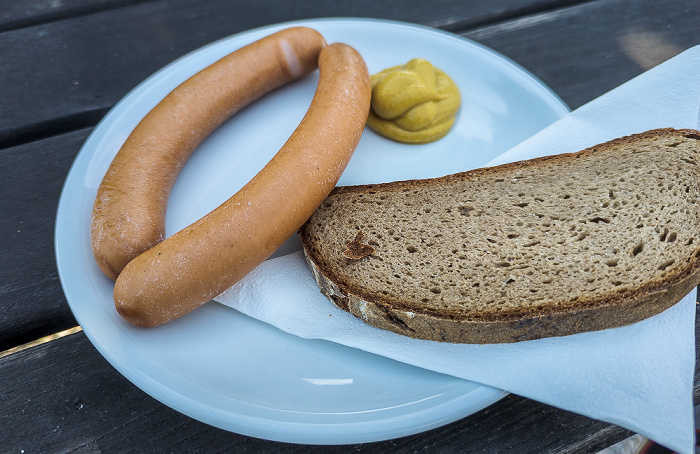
[113,42,371,327]
[91,27,327,280]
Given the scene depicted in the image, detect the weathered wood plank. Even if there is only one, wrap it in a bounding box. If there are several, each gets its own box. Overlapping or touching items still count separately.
[0,0,580,149]
[0,129,89,351]
[0,330,649,453]
[462,0,700,109]
[0,0,154,32]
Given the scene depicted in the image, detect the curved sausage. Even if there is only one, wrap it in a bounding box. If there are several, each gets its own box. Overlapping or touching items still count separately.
[113,42,371,327]
[91,27,327,280]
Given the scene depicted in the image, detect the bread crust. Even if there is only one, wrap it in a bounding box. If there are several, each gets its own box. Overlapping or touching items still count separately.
[299,128,700,343]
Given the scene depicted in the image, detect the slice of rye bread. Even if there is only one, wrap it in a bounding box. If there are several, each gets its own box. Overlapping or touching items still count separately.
[298,128,700,343]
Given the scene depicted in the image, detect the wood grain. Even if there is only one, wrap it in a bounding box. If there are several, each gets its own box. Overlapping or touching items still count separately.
[0,0,154,32]
[463,0,700,109]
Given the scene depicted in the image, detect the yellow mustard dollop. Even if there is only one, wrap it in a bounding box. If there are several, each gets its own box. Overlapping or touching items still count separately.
[366,59,460,144]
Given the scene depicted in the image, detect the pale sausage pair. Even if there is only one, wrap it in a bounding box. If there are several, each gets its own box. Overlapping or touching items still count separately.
[91,27,372,327]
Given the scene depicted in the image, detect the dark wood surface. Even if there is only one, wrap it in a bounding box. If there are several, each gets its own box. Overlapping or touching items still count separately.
[2,0,699,451]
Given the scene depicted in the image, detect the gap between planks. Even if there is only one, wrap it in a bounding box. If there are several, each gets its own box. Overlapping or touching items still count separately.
[0,326,82,359]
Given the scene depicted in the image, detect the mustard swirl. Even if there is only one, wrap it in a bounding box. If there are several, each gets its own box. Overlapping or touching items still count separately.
[367,59,460,144]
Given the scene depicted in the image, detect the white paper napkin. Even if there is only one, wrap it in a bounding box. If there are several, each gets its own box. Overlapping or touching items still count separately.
[216,45,700,453]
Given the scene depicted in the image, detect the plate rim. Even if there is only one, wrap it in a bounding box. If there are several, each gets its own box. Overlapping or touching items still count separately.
[54,17,569,445]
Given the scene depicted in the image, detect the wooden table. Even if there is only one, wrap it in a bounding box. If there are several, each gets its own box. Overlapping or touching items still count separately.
[2,1,699,452]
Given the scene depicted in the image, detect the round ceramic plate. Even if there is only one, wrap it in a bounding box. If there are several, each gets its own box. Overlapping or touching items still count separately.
[55,18,569,445]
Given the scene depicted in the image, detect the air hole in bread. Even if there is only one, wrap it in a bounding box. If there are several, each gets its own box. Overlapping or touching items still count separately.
[458,206,475,216]
[632,242,644,256]
[658,259,675,271]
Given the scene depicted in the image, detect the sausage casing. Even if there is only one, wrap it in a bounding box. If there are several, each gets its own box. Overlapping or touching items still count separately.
[114,42,371,327]
[91,27,327,280]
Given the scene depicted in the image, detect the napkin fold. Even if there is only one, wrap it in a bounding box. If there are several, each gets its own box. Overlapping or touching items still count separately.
[216,45,700,453]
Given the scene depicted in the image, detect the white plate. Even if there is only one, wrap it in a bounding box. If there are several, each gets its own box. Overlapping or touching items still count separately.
[55,18,569,445]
